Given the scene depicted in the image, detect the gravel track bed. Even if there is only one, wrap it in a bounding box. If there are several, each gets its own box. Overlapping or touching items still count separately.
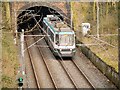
[26,35,55,88]
[73,49,117,88]
[24,43,37,88]
[36,36,75,88]
[61,60,92,88]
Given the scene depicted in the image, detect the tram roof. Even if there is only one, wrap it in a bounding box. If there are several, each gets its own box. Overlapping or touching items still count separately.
[43,17,74,33]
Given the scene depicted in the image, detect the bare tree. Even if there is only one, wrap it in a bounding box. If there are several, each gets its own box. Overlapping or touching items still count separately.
[93,0,96,21]
[3,2,11,29]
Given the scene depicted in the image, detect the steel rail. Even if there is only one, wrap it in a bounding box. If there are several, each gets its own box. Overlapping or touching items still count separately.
[25,37,41,89]
[32,35,58,89]
[58,59,79,89]
[72,60,95,89]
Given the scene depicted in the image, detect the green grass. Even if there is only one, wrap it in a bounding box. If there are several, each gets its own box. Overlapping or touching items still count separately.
[2,3,19,87]
[81,37,118,72]
[2,75,13,87]
[2,31,19,88]
[96,47,118,72]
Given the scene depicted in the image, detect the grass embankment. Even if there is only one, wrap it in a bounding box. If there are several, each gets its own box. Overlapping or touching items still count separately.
[82,37,118,72]
[2,31,19,88]
[2,2,19,88]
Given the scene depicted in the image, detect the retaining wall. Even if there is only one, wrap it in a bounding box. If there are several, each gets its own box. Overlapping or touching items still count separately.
[76,40,119,88]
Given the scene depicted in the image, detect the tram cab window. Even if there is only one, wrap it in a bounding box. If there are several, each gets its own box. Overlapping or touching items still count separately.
[59,34,74,46]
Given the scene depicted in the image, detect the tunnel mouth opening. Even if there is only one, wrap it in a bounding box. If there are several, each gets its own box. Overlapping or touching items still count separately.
[17,6,64,32]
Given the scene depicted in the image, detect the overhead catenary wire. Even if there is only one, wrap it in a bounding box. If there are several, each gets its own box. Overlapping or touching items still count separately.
[6,6,73,34]
[18,14,43,34]
[3,2,117,87]
[48,7,73,28]
[29,12,50,36]
[47,7,118,49]
[16,7,42,26]
[87,34,118,37]
[5,6,119,52]
[92,36,117,48]
[17,8,42,25]
[15,17,120,52]
[20,7,118,74]
[18,11,32,21]
[23,14,43,34]
[3,9,44,35]
[27,10,65,59]
[93,37,117,62]
[17,15,33,26]
[22,11,51,52]
[24,36,45,52]
[17,14,41,25]
[30,10,79,87]
[4,11,118,50]
[17,14,45,52]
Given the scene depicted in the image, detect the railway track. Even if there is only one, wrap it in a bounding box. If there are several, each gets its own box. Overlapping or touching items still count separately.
[37,43,58,89]
[25,37,40,88]
[72,59,95,88]
[32,31,95,89]
[58,58,79,88]
[57,56,95,89]
[36,41,77,89]
[31,33,58,89]
[18,22,117,88]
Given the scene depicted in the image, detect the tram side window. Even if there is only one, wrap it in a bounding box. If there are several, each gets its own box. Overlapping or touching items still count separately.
[55,34,59,45]
[48,28,54,42]
[43,22,47,32]
[43,22,45,29]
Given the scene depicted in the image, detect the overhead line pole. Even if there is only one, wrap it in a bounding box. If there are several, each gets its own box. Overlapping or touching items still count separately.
[71,1,73,29]
[97,0,99,39]
[118,1,120,89]
[0,3,2,89]
[21,29,25,75]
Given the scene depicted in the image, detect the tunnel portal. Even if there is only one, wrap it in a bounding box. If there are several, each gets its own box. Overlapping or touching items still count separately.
[17,6,64,32]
